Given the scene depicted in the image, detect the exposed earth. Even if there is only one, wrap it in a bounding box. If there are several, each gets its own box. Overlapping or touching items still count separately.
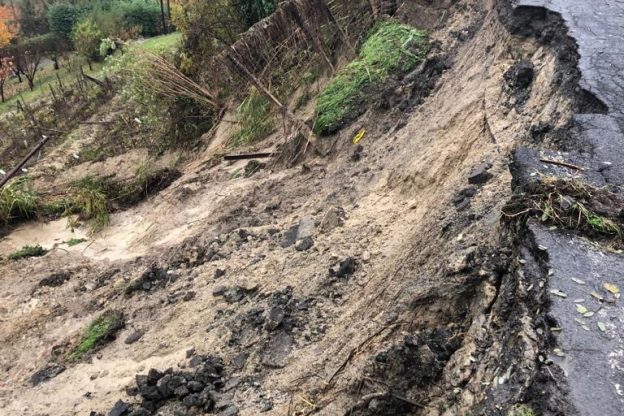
[1,1,623,416]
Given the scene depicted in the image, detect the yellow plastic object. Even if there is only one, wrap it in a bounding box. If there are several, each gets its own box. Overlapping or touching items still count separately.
[353,129,366,144]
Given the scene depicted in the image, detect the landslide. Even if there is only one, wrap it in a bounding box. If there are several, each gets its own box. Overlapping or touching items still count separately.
[0,0,596,415]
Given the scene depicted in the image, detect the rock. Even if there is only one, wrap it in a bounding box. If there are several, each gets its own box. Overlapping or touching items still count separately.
[265,306,285,331]
[223,287,245,303]
[218,406,239,416]
[174,385,190,398]
[212,286,226,297]
[187,381,203,392]
[38,271,71,287]
[295,237,314,252]
[296,218,315,239]
[280,225,299,248]
[182,393,203,408]
[140,385,161,401]
[30,363,65,386]
[127,408,150,416]
[468,163,493,185]
[108,400,130,416]
[182,291,195,301]
[125,330,145,345]
[361,251,371,263]
[446,247,477,274]
[214,268,226,279]
[147,368,164,384]
[331,257,358,278]
[261,402,273,412]
[320,206,345,232]
[504,60,535,89]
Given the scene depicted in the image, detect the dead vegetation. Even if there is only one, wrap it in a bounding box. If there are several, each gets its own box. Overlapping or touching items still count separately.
[503,178,623,243]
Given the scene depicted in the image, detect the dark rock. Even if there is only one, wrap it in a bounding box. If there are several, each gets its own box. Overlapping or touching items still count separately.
[147,368,164,384]
[124,330,144,345]
[280,225,299,248]
[182,291,195,301]
[157,374,173,398]
[140,385,161,401]
[295,237,314,252]
[182,393,203,408]
[174,385,190,398]
[468,162,493,185]
[320,206,345,232]
[223,287,245,303]
[504,60,535,89]
[351,145,364,162]
[261,402,273,412]
[265,306,285,331]
[331,257,358,278]
[187,381,204,392]
[126,386,139,396]
[212,286,227,297]
[30,363,65,386]
[108,400,130,416]
[231,352,248,370]
[136,374,149,390]
[127,408,150,416]
[214,269,226,279]
[218,406,239,416]
[39,271,71,287]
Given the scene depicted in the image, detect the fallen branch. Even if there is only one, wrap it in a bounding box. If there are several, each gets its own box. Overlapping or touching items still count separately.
[540,158,585,171]
[223,152,273,161]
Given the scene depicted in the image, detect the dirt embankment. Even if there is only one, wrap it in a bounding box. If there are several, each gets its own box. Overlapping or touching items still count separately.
[0,0,616,415]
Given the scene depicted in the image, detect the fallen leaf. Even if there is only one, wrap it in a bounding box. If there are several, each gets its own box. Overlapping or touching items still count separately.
[553,348,565,357]
[598,322,607,332]
[538,245,548,251]
[574,299,585,303]
[550,289,568,298]
[571,278,586,285]
[604,283,620,294]
[583,312,594,318]
[576,304,588,314]
[591,291,604,301]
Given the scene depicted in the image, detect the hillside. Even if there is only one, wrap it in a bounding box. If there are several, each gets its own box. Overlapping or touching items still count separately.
[0,1,623,416]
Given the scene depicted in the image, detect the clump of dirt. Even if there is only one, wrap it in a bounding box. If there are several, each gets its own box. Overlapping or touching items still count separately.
[101,354,231,416]
[502,178,624,246]
[38,271,72,287]
[348,327,464,416]
[125,265,175,295]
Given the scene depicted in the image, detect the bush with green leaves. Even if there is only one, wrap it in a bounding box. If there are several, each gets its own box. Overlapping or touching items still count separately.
[8,244,48,261]
[48,3,82,39]
[72,19,102,66]
[122,0,162,37]
[99,37,117,57]
[315,21,428,136]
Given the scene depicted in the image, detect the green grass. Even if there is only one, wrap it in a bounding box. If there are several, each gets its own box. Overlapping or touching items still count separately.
[71,312,123,360]
[137,32,182,54]
[230,87,276,146]
[67,176,113,233]
[0,60,105,114]
[315,21,428,136]
[65,238,87,247]
[8,244,48,261]
[0,177,39,225]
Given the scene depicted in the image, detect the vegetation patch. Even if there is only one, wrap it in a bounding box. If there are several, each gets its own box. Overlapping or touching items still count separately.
[8,244,48,261]
[71,311,124,360]
[503,178,624,245]
[0,177,39,226]
[315,21,428,136]
[230,87,276,146]
[66,176,114,233]
[65,238,88,247]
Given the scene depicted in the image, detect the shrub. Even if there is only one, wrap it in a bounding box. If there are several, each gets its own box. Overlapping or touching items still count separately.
[67,175,112,232]
[99,37,116,57]
[122,0,162,37]
[8,244,47,261]
[72,19,102,65]
[48,3,82,39]
[315,21,428,136]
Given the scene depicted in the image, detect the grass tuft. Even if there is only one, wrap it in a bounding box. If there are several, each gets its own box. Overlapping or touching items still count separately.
[0,177,39,225]
[230,87,276,146]
[8,244,48,261]
[507,405,535,416]
[65,238,87,247]
[315,21,428,135]
[71,311,123,360]
[67,176,113,233]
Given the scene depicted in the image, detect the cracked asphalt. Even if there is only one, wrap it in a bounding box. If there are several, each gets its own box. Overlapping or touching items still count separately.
[511,1,624,413]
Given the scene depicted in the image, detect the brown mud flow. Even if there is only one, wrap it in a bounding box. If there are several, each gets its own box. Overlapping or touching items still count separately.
[0,0,622,415]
